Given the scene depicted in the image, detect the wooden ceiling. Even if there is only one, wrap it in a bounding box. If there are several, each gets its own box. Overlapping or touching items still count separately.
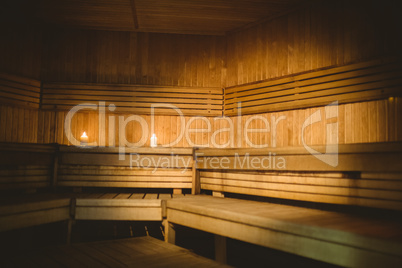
[31,0,306,35]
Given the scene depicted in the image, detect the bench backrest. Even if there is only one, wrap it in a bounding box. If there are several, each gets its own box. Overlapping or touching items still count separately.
[194,143,402,211]
[0,143,57,190]
[0,143,193,192]
[56,146,193,190]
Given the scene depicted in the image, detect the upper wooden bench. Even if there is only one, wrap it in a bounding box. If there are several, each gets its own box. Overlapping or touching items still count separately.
[57,146,193,193]
[193,142,402,211]
[0,142,193,193]
[0,143,57,190]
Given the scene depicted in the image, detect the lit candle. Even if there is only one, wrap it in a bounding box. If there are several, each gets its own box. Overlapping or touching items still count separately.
[80,132,88,146]
[150,134,157,147]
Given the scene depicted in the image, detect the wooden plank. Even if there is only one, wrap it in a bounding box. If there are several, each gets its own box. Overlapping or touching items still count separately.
[59,175,191,182]
[200,171,402,191]
[58,181,191,188]
[129,193,145,199]
[167,207,401,267]
[200,177,402,201]
[58,167,192,177]
[0,72,41,87]
[75,206,162,221]
[0,207,70,232]
[144,193,158,199]
[60,153,193,168]
[225,57,401,93]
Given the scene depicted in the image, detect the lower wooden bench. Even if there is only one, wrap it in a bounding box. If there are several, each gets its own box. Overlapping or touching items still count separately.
[165,195,402,268]
[0,192,186,233]
[0,197,71,232]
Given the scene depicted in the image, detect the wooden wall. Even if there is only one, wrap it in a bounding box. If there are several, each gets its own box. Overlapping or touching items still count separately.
[1,98,401,147]
[41,82,223,116]
[0,25,42,79]
[224,57,402,116]
[226,0,402,87]
[1,0,402,148]
[42,30,226,87]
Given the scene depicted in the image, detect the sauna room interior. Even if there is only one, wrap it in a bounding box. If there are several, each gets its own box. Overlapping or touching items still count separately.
[0,0,402,267]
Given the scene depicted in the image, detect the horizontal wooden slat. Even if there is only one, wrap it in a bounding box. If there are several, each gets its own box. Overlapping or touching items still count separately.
[42,99,220,110]
[58,166,192,177]
[59,175,191,182]
[58,145,194,189]
[0,73,41,88]
[195,142,402,156]
[224,57,402,115]
[42,82,222,116]
[200,171,402,191]
[195,142,402,210]
[0,72,41,109]
[200,177,402,201]
[60,153,192,167]
[58,181,191,188]
[41,104,221,116]
[43,83,222,94]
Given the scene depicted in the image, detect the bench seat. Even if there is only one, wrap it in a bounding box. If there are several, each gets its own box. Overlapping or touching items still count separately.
[0,192,187,233]
[166,195,402,268]
[0,195,71,232]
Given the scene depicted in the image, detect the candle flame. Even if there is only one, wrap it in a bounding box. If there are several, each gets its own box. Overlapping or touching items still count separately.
[81,132,88,138]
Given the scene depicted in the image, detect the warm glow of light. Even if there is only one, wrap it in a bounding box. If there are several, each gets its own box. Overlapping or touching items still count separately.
[150,133,157,147]
[80,132,89,144]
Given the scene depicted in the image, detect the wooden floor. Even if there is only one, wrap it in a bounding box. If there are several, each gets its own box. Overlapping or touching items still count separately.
[1,236,228,267]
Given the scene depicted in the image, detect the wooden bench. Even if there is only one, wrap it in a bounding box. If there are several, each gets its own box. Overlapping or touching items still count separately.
[0,143,58,191]
[0,196,71,233]
[165,195,402,267]
[0,143,193,194]
[0,192,187,241]
[194,142,402,210]
[74,193,183,221]
[164,142,402,267]
[57,146,193,194]
[0,143,192,239]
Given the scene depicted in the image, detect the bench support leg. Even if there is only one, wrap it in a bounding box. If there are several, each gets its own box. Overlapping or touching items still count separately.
[215,235,227,264]
[212,191,225,198]
[173,188,182,195]
[165,221,176,245]
[66,219,73,245]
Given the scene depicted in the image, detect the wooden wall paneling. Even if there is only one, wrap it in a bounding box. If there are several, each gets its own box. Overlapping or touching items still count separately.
[5,106,13,142]
[41,82,223,116]
[224,57,402,116]
[0,105,6,142]
[0,26,42,79]
[397,97,402,141]
[0,73,41,109]
[388,97,397,142]
[226,0,402,88]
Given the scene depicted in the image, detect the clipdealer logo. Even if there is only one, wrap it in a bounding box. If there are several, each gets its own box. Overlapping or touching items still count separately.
[63,101,339,169]
[301,101,338,167]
